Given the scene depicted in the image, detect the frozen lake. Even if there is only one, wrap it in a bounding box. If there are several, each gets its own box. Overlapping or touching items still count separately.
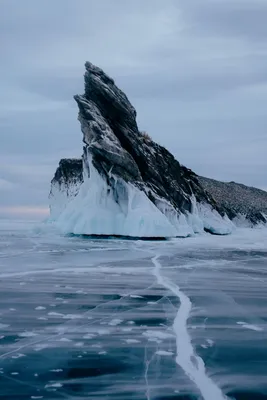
[0,221,267,400]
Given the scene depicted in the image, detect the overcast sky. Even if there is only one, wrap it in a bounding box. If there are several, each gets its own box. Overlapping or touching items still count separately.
[1,0,267,219]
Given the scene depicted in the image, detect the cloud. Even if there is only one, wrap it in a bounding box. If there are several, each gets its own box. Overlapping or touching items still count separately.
[0,0,267,218]
[0,178,14,191]
[179,0,267,42]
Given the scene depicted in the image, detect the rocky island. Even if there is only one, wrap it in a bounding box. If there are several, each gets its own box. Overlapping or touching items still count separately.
[49,62,267,237]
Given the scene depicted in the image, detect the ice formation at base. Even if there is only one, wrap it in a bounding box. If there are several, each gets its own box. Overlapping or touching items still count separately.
[49,157,234,238]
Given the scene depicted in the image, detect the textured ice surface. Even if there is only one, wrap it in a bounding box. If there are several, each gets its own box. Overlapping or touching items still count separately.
[0,221,267,400]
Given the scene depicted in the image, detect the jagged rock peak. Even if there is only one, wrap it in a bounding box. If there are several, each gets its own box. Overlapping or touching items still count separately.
[71,61,221,217]
[76,61,137,123]
[85,61,115,85]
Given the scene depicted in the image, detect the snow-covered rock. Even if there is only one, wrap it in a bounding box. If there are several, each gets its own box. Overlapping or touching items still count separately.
[48,61,264,238]
[199,177,267,227]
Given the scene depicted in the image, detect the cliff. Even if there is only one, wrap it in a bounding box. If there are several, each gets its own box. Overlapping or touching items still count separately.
[49,62,266,237]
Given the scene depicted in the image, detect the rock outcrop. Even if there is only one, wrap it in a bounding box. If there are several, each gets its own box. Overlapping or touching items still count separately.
[73,62,223,213]
[49,62,266,237]
[199,177,267,226]
[52,159,83,189]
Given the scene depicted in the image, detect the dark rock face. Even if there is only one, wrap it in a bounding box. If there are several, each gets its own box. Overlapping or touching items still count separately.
[72,61,222,218]
[199,177,267,225]
[49,158,84,218]
[51,159,83,189]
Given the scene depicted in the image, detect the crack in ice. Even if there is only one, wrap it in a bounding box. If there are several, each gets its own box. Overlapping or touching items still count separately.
[151,255,228,400]
[144,344,158,400]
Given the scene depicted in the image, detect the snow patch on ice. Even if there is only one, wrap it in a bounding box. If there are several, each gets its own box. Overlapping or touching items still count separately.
[121,327,133,332]
[142,330,174,340]
[19,331,38,338]
[48,312,64,317]
[148,338,162,343]
[83,334,95,339]
[58,337,72,342]
[45,382,62,388]
[62,314,82,320]
[108,318,123,326]
[156,350,174,356]
[11,353,25,359]
[75,342,84,347]
[237,321,263,332]
[124,339,140,344]
[206,339,214,346]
